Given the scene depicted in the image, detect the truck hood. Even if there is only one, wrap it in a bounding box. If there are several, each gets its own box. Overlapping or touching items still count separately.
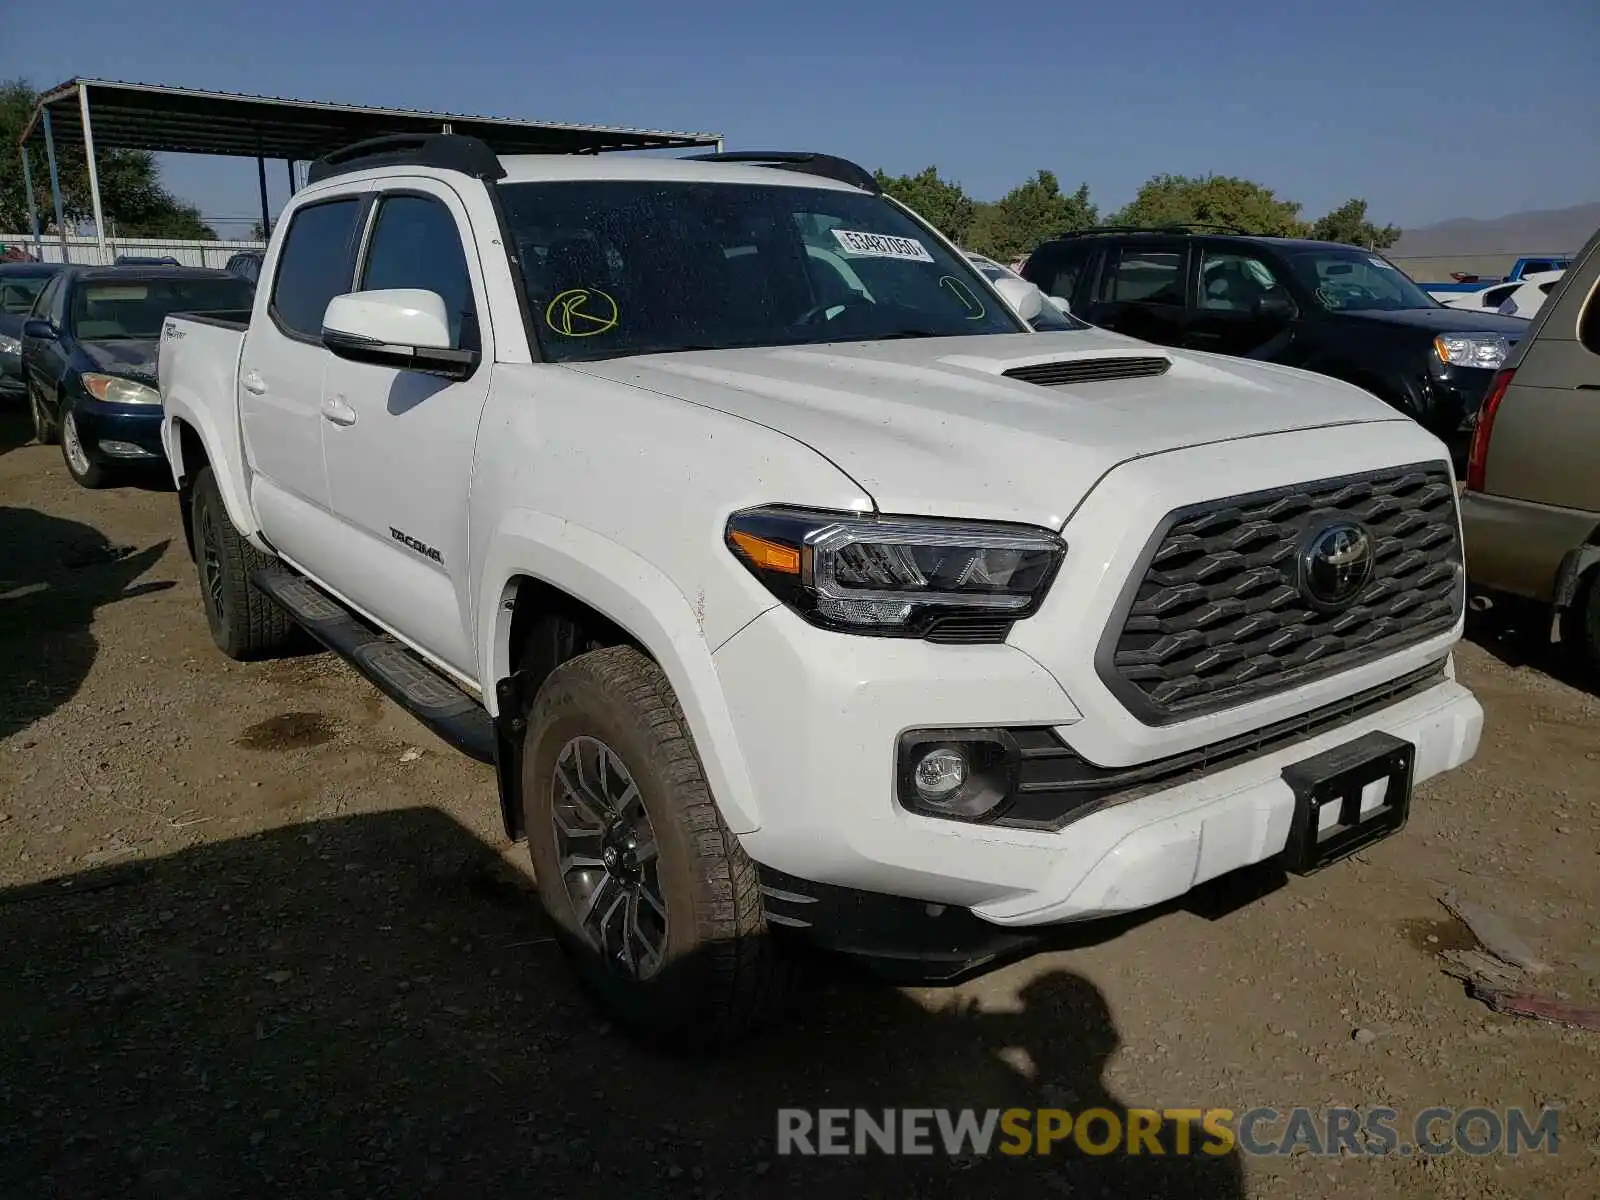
[566,330,1406,528]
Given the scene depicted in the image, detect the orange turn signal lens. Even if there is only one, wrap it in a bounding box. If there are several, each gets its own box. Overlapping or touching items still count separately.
[729,529,801,575]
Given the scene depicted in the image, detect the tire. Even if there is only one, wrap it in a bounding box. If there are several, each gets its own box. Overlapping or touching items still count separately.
[522,644,794,1051]
[59,406,112,488]
[29,385,59,446]
[1561,566,1600,681]
[190,465,296,660]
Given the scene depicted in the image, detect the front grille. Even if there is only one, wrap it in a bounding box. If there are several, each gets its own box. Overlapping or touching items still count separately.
[1003,356,1171,387]
[1102,463,1463,722]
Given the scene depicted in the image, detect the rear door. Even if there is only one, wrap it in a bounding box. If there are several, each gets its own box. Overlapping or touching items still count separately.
[239,187,370,575]
[318,179,495,677]
[1076,239,1190,345]
[1484,234,1600,513]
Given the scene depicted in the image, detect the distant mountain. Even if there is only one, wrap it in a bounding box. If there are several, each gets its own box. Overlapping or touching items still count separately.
[1391,201,1600,258]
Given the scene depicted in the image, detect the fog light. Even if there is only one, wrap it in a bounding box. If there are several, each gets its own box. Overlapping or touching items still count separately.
[98,440,156,459]
[914,747,968,802]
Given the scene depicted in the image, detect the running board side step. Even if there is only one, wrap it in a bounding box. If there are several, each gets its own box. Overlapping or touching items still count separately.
[252,566,496,764]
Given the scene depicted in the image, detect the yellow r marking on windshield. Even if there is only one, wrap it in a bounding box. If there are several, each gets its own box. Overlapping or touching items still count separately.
[545,287,619,337]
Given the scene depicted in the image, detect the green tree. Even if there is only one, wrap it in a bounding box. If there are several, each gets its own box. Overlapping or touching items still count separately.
[1111,174,1308,237]
[1310,198,1401,250]
[965,171,1097,261]
[1,78,213,239]
[874,166,975,244]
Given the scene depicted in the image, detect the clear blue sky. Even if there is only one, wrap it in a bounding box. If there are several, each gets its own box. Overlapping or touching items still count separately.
[5,0,1597,237]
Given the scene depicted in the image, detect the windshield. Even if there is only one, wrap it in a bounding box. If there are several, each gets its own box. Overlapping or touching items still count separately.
[0,272,53,315]
[68,276,256,340]
[496,180,1037,361]
[1286,249,1439,312]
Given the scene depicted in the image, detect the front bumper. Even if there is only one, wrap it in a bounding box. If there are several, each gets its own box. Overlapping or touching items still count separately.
[0,362,23,398]
[71,398,166,462]
[717,605,1481,929]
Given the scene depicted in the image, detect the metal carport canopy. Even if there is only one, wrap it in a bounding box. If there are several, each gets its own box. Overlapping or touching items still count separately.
[15,78,724,256]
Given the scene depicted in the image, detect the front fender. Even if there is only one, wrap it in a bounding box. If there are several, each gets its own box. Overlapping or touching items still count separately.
[478,508,767,834]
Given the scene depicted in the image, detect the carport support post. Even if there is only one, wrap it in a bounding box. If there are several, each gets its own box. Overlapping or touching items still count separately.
[78,84,109,259]
[41,107,69,261]
[19,147,44,260]
[285,158,297,197]
[255,135,271,240]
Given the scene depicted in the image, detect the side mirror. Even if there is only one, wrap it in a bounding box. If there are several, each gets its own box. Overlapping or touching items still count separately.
[992,275,1044,322]
[22,318,56,340]
[1254,291,1296,321]
[321,289,477,379]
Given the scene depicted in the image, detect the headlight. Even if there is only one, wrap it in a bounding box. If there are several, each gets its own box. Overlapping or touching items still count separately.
[1433,333,1510,370]
[81,373,161,405]
[725,505,1065,640]
[0,334,20,355]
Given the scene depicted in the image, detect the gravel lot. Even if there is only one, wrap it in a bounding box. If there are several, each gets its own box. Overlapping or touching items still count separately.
[2,405,1597,1199]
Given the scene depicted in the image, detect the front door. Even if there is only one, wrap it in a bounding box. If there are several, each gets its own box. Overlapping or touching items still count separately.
[1181,246,1298,359]
[318,180,494,679]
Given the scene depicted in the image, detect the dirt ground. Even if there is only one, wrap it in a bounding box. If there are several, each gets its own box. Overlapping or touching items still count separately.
[2,405,1597,1200]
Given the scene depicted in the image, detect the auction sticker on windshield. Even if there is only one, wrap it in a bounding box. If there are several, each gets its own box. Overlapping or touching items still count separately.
[831,229,935,263]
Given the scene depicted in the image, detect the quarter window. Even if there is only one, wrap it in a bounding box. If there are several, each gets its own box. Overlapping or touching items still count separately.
[270,198,361,338]
[360,195,480,351]
[1579,280,1600,356]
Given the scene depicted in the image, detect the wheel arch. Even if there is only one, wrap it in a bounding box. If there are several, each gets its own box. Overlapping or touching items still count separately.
[479,509,764,841]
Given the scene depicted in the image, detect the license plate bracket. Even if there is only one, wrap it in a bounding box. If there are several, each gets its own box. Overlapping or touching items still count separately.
[1280,731,1414,874]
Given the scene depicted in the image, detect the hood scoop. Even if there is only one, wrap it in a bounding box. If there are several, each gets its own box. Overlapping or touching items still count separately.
[1003,356,1171,387]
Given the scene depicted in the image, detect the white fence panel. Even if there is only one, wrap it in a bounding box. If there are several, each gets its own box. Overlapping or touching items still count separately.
[0,233,265,269]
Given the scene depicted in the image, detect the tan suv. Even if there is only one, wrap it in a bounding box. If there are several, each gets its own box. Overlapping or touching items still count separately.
[1460,224,1600,673]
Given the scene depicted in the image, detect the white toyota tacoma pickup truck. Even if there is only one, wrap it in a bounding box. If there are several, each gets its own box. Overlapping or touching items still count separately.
[158,134,1482,1047]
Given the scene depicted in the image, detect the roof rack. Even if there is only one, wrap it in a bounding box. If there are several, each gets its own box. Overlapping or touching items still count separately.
[1054,223,1248,238]
[683,151,880,193]
[305,132,506,185]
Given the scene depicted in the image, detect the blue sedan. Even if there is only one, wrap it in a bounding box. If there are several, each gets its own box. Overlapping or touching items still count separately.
[21,266,254,487]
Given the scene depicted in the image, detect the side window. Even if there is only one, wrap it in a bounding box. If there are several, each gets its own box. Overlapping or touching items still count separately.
[1100,246,1184,305]
[48,276,69,325]
[1483,284,1518,308]
[1198,250,1288,312]
[359,194,479,351]
[1027,244,1093,301]
[270,198,361,338]
[28,275,61,320]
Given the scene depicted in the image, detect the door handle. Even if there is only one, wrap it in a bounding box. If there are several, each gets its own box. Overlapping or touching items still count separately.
[320,395,357,426]
[241,369,267,395]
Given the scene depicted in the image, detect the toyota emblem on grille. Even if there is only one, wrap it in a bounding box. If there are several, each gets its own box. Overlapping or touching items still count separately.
[1298,522,1374,610]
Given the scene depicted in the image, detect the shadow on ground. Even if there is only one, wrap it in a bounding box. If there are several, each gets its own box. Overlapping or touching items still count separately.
[0,402,32,458]
[0,505,173,741]
[0,809,1246,1199]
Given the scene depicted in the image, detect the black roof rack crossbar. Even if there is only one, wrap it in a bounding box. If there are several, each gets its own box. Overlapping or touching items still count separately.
[683,151,880,193]
[1053,222,1248,239]
[306,132,506,185]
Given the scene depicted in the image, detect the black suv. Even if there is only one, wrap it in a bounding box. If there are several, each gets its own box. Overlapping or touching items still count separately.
[1020,227,1527,464]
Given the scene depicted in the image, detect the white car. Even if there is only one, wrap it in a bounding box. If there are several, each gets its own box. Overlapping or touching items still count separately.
[1438,270,1563,318]
[159,137,1482,1047]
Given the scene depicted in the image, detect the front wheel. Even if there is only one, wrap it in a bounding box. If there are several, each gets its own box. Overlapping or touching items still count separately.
[60,407,111,488]
[522,644,795,1051]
